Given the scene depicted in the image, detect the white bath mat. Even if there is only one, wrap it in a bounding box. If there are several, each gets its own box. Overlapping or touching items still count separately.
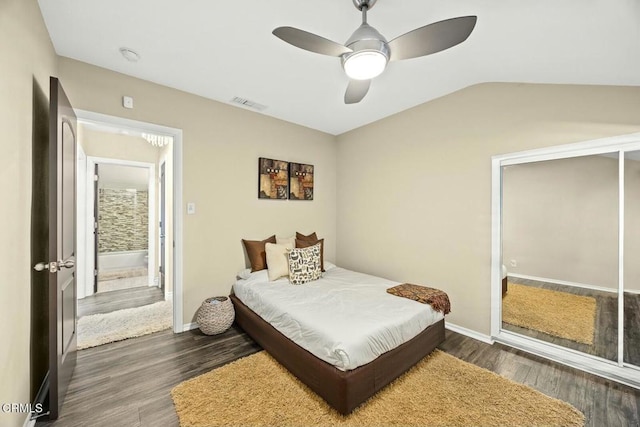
[77,300,172,350]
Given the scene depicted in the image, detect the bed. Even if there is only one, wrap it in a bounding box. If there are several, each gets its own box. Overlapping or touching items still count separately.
[231,264,447,414]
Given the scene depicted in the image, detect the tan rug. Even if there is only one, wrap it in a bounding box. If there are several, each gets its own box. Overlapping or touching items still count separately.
[77,300,172,349]
[503,283,596,345]
[171,350,584,427]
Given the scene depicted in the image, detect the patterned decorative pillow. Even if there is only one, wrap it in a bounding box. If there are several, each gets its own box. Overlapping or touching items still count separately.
[288,243,322,285]
[296,238,325,272]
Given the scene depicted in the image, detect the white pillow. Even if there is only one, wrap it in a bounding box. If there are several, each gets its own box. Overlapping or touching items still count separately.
[237,268,252,280]
[276,235,296,246]
[266,242,294,282]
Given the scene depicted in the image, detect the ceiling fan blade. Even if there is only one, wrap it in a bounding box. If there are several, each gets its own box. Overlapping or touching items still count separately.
[344,79,371,104]
[388,16,477,61]
[273,27,353,57]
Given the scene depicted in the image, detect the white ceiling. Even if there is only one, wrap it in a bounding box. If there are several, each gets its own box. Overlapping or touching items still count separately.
[38,0,640,135]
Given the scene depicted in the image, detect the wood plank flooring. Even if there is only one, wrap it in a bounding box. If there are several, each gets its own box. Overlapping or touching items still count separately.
[37,326,261,427]
[625,293,640,366]
[440,330,640,427]
[37,326,640,427]
[78,286,165,317]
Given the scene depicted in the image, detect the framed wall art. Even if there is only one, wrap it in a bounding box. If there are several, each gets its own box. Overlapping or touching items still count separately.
[289,162,314,200]
[258,157,289,199]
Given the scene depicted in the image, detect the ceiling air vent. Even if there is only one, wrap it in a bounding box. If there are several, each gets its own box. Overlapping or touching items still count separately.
[230,96,267,112]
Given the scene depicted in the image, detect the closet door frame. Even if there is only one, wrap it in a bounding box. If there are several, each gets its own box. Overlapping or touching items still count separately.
[490,132,640,389]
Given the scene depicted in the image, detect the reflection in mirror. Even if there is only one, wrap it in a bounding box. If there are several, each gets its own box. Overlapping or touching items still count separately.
[624,151,640,366]
[501,154,618,362]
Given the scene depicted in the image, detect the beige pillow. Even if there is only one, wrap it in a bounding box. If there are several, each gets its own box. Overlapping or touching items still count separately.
[265,242,294,281]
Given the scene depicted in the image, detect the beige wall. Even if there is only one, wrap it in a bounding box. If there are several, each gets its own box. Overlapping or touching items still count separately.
[625,155,640,292]
[0,0,57,426]
[336,83,640,335]
[81,127,160,163]
[58,57,338,325]
[504,154,640,292]
[503,155,619,289]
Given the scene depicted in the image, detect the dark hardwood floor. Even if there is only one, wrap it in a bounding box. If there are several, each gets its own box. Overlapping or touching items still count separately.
[625,292,640,366]
[78,286,165,317]
[37,325,640,427]
[439,331,640,427]
[37,326,262,427]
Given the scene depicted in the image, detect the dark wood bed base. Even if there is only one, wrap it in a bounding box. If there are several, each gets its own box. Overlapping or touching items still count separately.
[230,294,445,415]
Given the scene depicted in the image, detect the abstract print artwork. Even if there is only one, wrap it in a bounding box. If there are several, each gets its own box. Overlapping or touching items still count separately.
[258,158,289,199]
[289,162,314,200]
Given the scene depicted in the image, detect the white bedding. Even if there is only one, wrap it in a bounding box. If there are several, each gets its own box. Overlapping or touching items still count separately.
[233,265,445,370]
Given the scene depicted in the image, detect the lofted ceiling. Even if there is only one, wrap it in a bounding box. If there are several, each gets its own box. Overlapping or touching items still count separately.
[38,0,640,135]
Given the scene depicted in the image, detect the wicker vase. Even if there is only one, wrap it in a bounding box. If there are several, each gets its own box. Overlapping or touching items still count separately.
[196,296,235,335]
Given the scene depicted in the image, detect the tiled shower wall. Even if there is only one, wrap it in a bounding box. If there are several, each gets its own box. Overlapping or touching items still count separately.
[98,189,149,252]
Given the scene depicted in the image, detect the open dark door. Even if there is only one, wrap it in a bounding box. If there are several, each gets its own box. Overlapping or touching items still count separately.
[159,162,166,293]
[35,77,77,420]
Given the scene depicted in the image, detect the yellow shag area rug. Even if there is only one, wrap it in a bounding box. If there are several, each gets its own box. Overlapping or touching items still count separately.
[171,350,584,427]
[503,283,596,345]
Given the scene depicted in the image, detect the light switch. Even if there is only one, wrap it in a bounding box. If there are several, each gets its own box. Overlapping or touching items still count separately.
[187,202,196,215]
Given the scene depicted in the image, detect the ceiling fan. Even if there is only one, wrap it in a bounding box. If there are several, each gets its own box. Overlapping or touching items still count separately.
[273,0,477,104]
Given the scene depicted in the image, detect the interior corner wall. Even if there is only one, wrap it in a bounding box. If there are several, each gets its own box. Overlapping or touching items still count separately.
[335,83,640,336]
[0,0,58,426]
[57,57,338,327]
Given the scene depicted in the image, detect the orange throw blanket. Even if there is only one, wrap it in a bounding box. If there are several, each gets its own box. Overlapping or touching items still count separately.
[386,284,451,315]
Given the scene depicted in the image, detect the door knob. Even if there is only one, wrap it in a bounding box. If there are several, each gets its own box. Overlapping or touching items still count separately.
[34,258,74,273]
[58,259,75,269]
[34,262,56,273]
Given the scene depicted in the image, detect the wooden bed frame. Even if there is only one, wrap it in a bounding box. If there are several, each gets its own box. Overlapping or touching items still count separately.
[230,294,445,415]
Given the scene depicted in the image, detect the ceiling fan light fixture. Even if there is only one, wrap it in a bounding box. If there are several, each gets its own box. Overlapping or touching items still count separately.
[343,50,387,80]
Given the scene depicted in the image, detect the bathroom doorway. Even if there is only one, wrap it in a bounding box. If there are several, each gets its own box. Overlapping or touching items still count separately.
[74,109,184,334]
[95,163,152,293]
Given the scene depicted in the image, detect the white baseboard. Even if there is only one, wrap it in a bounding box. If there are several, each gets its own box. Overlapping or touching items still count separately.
[182,322,199,332]
[509,273,619,294]
[445,322,494,345]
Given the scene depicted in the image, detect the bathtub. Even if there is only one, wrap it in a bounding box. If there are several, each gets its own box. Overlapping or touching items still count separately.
[99,250,148,270]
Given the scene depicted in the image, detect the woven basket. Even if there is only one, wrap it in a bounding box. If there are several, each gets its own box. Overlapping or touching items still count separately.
[196,296,235,335]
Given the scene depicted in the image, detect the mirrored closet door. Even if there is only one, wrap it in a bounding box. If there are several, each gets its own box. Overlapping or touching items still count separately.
[492,133,640,387]
[501,154,619,362]
[624,150,640,368]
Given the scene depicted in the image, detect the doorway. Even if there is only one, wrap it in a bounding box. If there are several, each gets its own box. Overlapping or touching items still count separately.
[74,110,184,338]
[92,161,155,294]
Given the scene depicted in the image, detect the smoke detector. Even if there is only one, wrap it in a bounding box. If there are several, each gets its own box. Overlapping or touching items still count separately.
[119,47,140,62]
